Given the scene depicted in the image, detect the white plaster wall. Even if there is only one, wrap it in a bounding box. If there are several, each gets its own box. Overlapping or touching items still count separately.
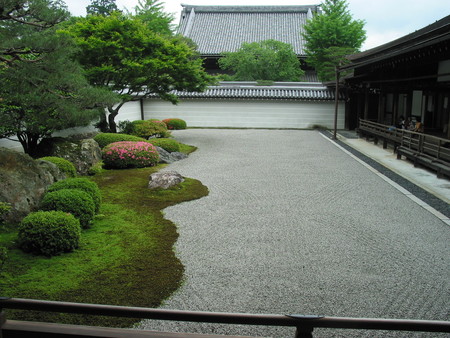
[138,98,344,129]
[0,99,345,151]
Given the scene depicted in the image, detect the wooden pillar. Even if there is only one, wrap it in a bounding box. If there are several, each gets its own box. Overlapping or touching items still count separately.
[140,98,145,120]
[0,310,5,338]
[364,87,369,120]
[377,94,384,123]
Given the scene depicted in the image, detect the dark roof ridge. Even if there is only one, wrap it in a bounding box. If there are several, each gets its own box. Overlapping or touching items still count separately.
[213,81,325,89]
[348,14,450,61]
[180,4,319,13]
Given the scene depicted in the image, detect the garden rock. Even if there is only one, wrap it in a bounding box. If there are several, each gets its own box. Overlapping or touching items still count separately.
[156,146,188,164]
[0,147,66,224]
[148,171,184,190]
[37,137,102,175]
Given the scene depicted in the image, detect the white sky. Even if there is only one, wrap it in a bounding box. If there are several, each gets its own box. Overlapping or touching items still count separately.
[63,0,449,51]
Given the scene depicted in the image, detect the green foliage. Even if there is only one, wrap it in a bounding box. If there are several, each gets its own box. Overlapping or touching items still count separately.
[86,0,120,16]
[131,0,174,35]
[39,156,77,178]
[87,161,105,176]
[40,189,96,229]
[162,118,187,130]
[0,246,7,270]
[64,12,213,132]
[219,39,304,81]
[0,1,118,156]
[148,138,180,153]
[131,120,171,139]
[1,167,208,327]
[117,120,135,135]
[302,0,366,81]
[0,202,11,220]
[0,0,69,65]
[47,178,102,213]
[94,132,147,148]
[102,141,159,169]
[17,211,81,256]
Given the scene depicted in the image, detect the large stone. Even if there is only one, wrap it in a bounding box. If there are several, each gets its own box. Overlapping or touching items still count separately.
[0,147,66,224]
[148,171,184,190]
[156,146,188,164]
[37,137,102,175]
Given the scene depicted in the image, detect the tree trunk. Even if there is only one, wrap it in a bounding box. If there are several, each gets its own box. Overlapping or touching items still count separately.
[107,103,126,134]
[108,110,118,133]
[18,132,40,157]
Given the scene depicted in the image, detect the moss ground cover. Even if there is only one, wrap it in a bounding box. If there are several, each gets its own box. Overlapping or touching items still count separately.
[0,164,208,327]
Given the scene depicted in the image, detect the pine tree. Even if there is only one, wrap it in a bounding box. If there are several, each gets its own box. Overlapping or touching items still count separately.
[0,0,117,156]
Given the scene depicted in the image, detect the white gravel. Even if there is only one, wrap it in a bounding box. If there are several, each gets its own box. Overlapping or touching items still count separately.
[137,129,449,338]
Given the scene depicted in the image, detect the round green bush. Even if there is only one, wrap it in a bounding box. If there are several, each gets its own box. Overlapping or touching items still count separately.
[131,120,171,139]
[47,178,101,213]
[40,189,95,228]
[39,156,77,178]
[148,138,180,153]
[162,118,187,130]
[94,133,147,148]
[102,141,159,169]
[18,211,81,256]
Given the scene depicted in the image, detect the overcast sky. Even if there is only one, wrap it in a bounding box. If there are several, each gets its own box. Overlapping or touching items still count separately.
[64,0,449,51]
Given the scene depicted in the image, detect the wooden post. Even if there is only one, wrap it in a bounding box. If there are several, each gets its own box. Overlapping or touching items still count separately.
[364,87,369,120]
[140,98,145,120]
[333,66,340,140]
[0,310,6,338]
[295,326,314,338]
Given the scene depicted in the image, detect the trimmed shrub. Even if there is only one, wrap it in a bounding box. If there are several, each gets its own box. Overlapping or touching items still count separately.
[94,133,147,149]
[39,156,77,178]
[102,141,159,169]
[40,189,95,228]
[131,120,171,139]
[148,138,180,153]
[162,118,187,130]
[47,178,101,213]
[117,120,135,135]
[17,210,81,256]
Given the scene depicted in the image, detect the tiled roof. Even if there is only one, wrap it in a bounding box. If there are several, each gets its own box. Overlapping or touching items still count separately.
[344,15,450,68]
[178,5,320,56]
[151,82,341,101]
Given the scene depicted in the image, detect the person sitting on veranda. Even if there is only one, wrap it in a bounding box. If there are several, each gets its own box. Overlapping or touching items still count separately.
[397,116,406,129]
[413,117,424,133]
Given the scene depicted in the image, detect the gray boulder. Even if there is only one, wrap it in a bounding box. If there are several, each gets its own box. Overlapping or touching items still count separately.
[0,147,66,224]
[156,146,188,164]
[37,137,102,175]
[148,171,184,190]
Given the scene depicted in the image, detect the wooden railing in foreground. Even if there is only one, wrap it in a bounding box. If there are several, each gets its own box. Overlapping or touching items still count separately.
[1,298,450,338]
[358,119,450,178]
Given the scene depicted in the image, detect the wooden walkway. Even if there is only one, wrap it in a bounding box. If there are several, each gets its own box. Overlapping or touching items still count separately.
[1,298,450,338]
[358,119,450,178]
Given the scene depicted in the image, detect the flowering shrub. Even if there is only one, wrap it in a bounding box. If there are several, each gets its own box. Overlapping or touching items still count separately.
[102,141,159,169]
[162,118,187,130]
